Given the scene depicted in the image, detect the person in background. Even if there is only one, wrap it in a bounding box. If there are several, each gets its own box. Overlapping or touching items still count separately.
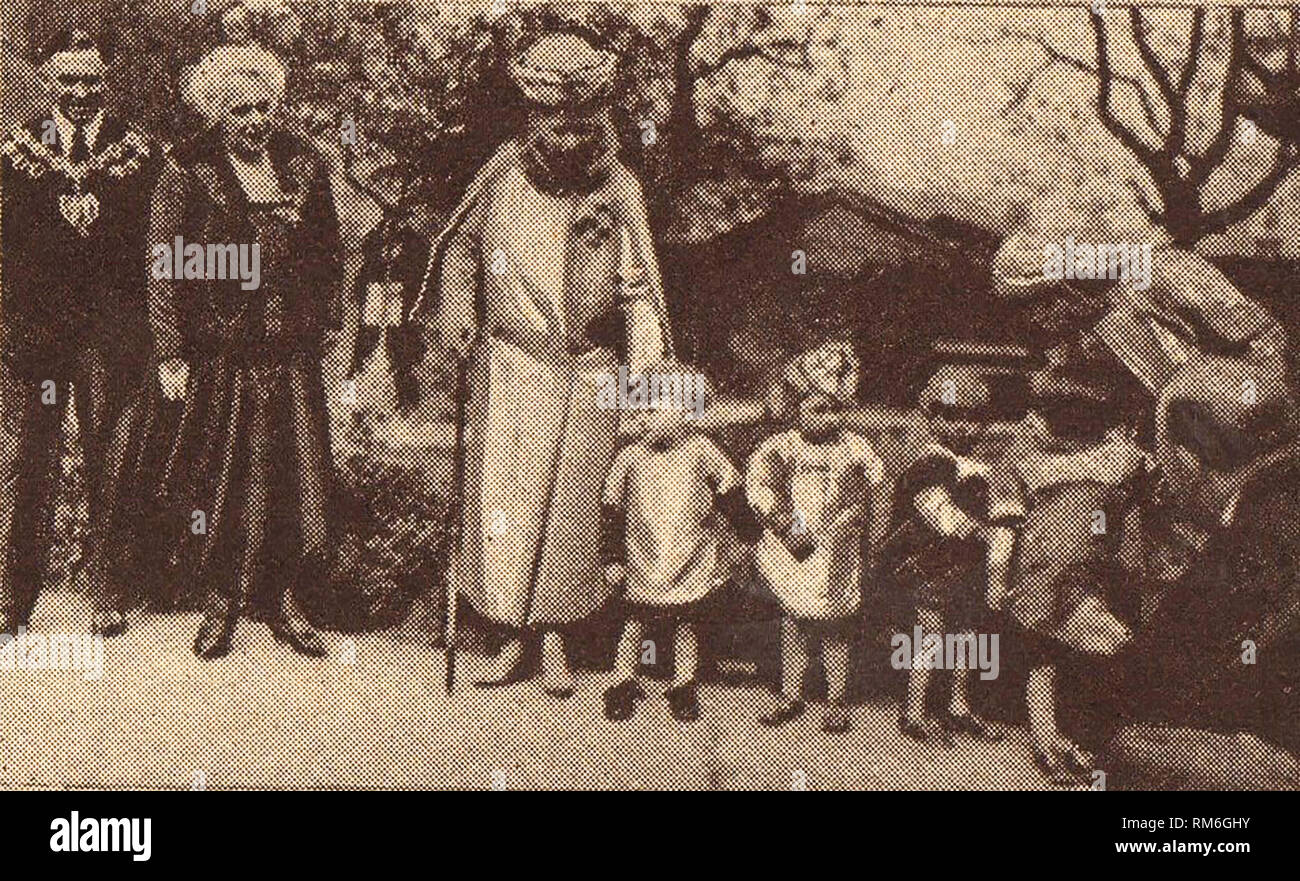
[148,41,342,659]
[997,396,1145,784]
[1083,386,1300,788]
[348,213,430,414]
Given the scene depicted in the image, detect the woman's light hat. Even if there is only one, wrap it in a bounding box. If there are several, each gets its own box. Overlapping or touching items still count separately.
[181,42,287,125]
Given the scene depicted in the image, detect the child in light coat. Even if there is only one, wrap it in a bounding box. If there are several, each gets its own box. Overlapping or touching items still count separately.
[600,365,761,721]
[746,367,888,734]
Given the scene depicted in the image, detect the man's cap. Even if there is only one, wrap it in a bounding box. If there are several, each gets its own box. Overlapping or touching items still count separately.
[510,30,616,110]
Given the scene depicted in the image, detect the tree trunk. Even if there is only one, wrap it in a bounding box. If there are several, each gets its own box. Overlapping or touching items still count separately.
[1160,177,1205,248]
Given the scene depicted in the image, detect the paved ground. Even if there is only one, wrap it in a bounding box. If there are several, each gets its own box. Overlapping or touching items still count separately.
[1,592,1063,790]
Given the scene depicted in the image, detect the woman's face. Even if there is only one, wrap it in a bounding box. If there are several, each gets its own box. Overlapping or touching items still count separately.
[218,77,277,159]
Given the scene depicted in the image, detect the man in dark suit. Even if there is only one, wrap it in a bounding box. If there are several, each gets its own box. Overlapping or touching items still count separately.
[0,25,165,636]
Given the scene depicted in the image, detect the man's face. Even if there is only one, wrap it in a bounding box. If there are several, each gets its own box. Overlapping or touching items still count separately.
[526,108,608,165]
[42,48,107,124]
[218,78,276,159]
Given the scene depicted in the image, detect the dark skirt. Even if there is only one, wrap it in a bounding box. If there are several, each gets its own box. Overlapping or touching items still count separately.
[95,379,188,608]
[893,526,985,623]
[164,354,334,614]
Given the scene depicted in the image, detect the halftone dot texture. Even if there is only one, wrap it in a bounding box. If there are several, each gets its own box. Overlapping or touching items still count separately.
[1,1,1299,790]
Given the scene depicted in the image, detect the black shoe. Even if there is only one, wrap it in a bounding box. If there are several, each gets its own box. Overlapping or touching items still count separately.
[758,695,806,727]
[1033,750,1087,786]
[942,711,1006,742]
[821,704,851,734]
[91,608,129,639]
[193,610,237,660]
[603,679,646,721]
[666,680,700,722]
[898,714,954,747]
[269,605,327,658]
[474,639,529,688]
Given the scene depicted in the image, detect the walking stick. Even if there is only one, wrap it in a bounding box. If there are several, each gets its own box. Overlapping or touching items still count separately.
[443,347,473,695]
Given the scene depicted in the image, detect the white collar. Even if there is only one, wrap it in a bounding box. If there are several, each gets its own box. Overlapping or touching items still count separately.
[227,151,283,202]
[53,109,105,158]
[1221,491,1241,527]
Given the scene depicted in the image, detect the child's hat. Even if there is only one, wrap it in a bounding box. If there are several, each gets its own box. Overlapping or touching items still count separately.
[781,340,859,407]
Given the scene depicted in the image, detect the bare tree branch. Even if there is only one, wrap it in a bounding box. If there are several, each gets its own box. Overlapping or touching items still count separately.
[1198,140,1300,231]
[1093,10,1162,165]
[1130,9,1180,110]
[973,26,1163,133]
[694,37,811,80]
[1178,8,1206,96]
[1131,8,1188,154]
[1187,8,1243,186]
[1128,177,1165,223]
[999,56,1054,118]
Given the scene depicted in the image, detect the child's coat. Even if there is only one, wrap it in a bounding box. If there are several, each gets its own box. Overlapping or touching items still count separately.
[603,434,740,607]
[746,430,885,620]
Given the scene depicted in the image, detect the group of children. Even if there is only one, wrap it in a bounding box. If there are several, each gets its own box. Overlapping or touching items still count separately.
[597,346,1022,739]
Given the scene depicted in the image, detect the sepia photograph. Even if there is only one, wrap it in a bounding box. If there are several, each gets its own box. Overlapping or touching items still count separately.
[0,0,1297,825]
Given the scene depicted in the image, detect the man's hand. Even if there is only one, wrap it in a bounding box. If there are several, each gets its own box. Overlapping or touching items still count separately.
[603,563,627,587]
[158,358,189,401]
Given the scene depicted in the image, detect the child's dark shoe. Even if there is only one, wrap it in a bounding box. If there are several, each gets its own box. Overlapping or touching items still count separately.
[666,680,700,722]
[603,679,645,721]
[758,694,806,727]
[1033,749,1086,786]
[821,704,851,734]
[942,711,1006,742]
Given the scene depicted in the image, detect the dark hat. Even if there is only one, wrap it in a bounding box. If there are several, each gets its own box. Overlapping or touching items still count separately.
[26,0,118,66]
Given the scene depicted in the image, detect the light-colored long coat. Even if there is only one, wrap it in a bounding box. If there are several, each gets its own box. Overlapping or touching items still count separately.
[421,140,672,628]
